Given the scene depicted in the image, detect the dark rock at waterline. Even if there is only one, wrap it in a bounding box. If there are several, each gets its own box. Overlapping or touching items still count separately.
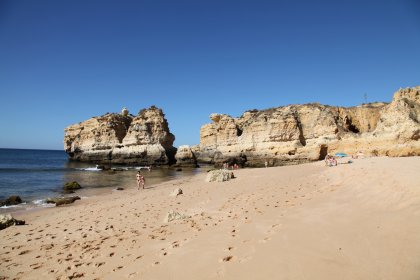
[113,168,125,172]
[116,187,124,191]
[6,195,22,205]
[63,181,82,191]
[176,168,183,172]
[96,165,111,170]
[0,214,25,230]
[0,195,23,207]
[46,196,81,206]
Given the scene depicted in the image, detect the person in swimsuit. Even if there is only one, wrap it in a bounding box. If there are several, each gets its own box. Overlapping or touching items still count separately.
[136,171,145,190]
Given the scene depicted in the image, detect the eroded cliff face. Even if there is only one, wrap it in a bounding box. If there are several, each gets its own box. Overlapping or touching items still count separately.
[197,87,420,166]
[174,145,198,167]
[64,106,176,165]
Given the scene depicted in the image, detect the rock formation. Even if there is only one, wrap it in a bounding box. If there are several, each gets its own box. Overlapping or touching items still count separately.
[197,86,420,166]
[0,214,25,230]
[0,195,23,207]
[64,106,176,165]
[121,107,129,116]
[63,181,81,192]
[174,145,198,167]
[46,196,81,206]
[64,87,419,167]
[170,188,183,197]
[164,210,191,223]
[206,169,234,182]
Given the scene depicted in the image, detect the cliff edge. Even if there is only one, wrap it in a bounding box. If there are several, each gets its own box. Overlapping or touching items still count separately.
[196,86,420,166]
[64,106,176,165]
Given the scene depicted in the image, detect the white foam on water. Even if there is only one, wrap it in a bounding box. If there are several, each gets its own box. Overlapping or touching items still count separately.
[77,166,151,171]
[135,166,152,171]
[32,199,55,208]
[77,167,101,171]
[1,204,20,209]
[0,202,28,209]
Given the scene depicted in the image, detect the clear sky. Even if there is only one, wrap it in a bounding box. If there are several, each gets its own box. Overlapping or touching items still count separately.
[1,0,419,150]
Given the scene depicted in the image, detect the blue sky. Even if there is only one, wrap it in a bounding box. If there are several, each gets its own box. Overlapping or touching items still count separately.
[1,0,419,150]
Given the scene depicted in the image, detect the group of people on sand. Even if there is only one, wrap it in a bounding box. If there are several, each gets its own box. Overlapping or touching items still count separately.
[325,151,365,167]
[136,171,145,190]
[325,154,338,167]
[136,165,152,190]
[222,162,239,170]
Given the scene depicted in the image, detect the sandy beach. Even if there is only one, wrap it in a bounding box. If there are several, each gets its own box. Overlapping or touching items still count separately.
[1,156,420,280]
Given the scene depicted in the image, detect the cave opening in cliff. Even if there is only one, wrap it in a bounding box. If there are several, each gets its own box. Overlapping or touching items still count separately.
[345,117,360,133]
[236,126,243,137]
[319,145,328,160]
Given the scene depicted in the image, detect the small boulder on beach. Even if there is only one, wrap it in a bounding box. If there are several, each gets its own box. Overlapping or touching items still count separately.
[63,181,82,191]
[170,188,183,197]
[0,214,25,230]
[206,170,233,182]
[164,210,191,223]
[46,196,81,206]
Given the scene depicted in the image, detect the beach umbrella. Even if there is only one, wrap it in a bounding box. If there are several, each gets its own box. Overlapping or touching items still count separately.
[335,152,348,157]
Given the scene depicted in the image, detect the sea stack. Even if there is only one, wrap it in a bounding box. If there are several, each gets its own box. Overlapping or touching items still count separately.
[196,86,420,166]
[64,106,176,165]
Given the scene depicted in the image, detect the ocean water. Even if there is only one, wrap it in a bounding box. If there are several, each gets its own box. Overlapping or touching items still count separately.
[0,148,205,212]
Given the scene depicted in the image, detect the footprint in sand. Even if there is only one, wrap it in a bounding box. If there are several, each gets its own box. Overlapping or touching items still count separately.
[113,266,124,271]
[95,262,105,267]
[267,224,281,234]
[30,263,43,270]
[68,272,84,279]
[171,241,180,248]
[258,237,271,243]
[18,250,30,255]
[221,255,235,262]
[128,272,139,278]
[225,246,235,252]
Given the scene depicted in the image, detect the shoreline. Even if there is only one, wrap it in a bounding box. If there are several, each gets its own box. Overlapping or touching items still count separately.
[1,156,420,279]
[0,165,210,215]
[9,169,203,221]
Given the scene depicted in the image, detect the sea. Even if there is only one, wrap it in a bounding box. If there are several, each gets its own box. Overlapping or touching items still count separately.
[0,148,206,213]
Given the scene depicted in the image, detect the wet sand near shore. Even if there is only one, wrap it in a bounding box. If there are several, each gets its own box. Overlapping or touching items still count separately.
[0,166,210,215]
[1,157,420,280]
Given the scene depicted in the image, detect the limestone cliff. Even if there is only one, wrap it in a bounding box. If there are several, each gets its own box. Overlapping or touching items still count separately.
[64,106,176,165]
[174,145,198,167]
[197,86,420,166]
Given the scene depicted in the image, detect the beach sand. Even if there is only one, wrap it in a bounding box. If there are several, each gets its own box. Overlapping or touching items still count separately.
[1,156,420,279]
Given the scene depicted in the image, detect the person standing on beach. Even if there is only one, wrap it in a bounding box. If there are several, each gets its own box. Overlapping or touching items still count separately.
[136,171,145,190]
[265,160,268,168]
